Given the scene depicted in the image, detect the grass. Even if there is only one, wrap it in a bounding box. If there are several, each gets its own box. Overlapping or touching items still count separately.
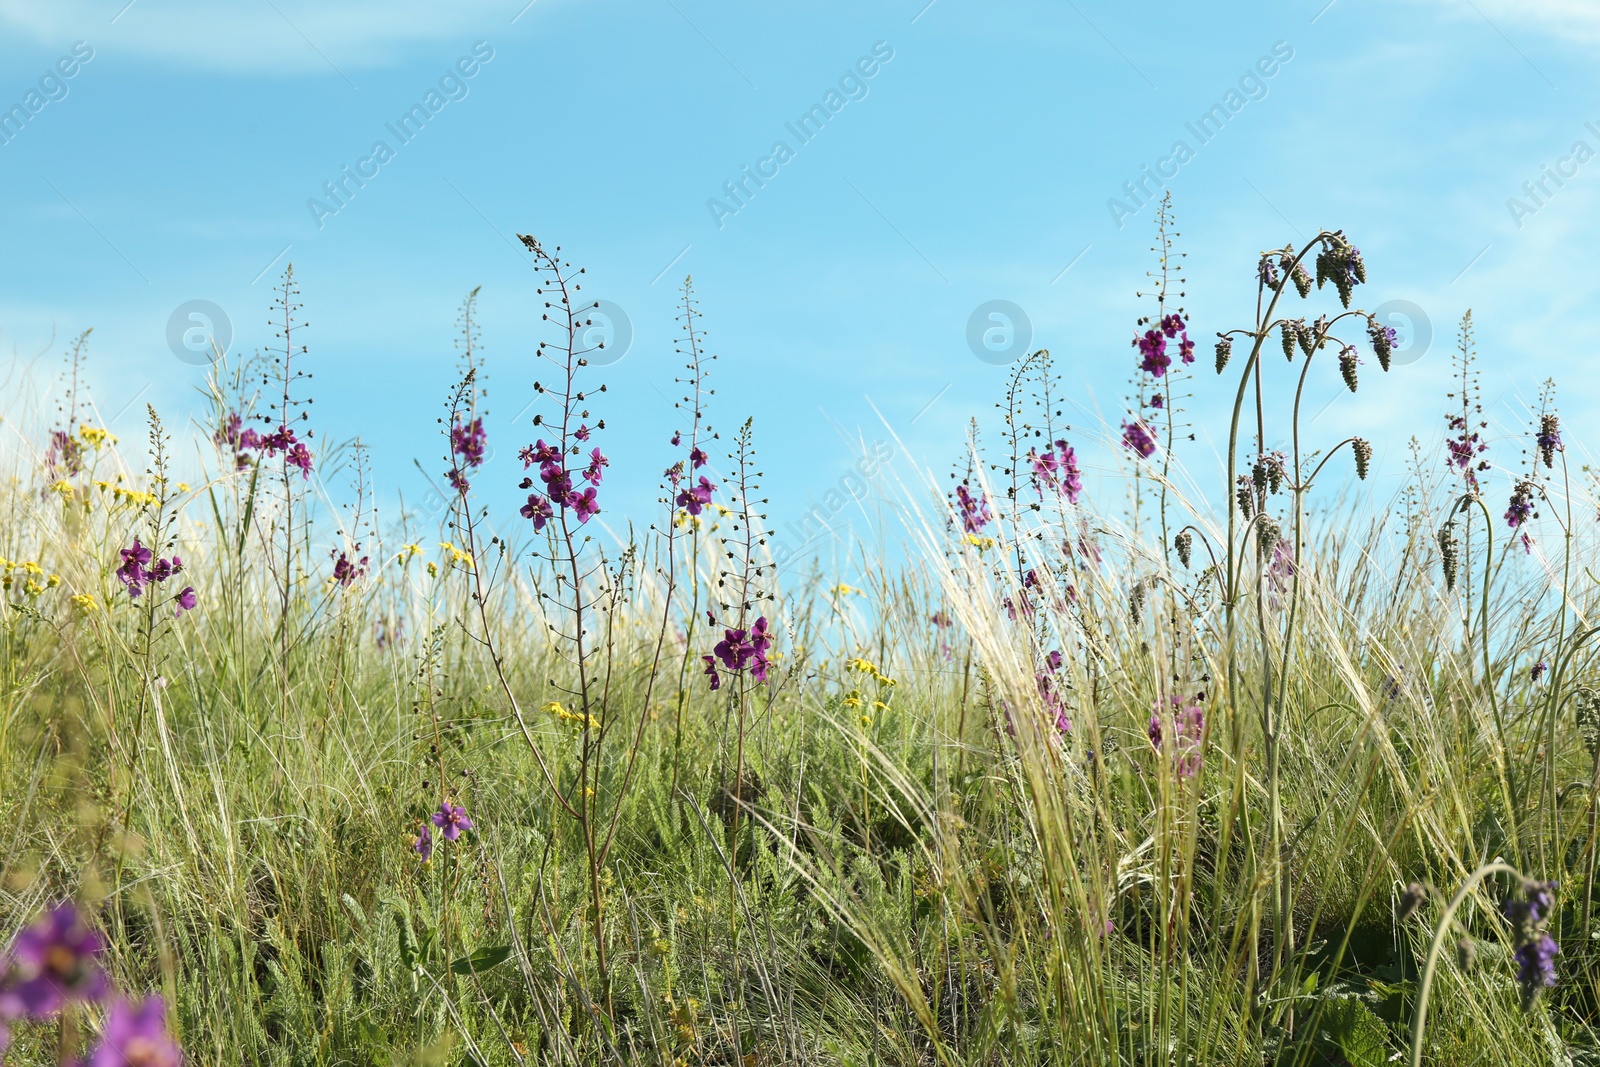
[0,224,1596,1066]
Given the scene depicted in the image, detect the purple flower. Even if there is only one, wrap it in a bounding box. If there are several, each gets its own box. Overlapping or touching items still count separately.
[701,654,721,691]
[1148,697,1205,778]
[574,423,591,442]
[1149,393,1164,409]
[1537,414,1562,469]
[1515,934,1560,1001]
[1135,329,1170,377]
[87,995,182,1067]
[567,487,601,523]
[431,802,473,841]
[1505,480,1536,529]
[413,822,433,863]
[1532,659,1548,683]
[1029,440,1083,504]
[583,448,609,485]
[521,440,560,468]
[0,903,110,1017]
[521,493,553,530]
[1121,419,1157,459]
[1160,313,1185,338]
[173,587,197,618]
[954,485,991,534]
[117,540,153,598]
[331,551,367,588]
[149,556,182,584]
[690,447,708,469]
[451,418,486,467]
[677,476,716,516]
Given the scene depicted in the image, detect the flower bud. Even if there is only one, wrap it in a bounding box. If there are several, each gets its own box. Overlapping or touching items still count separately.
[1175,530,1193,569]
[1352,438,1372,480]
[1280,321,1298,362]
[1339,347,1359,392]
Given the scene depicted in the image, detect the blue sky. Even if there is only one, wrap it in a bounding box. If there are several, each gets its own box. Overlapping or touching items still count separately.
[1,0,1595,561]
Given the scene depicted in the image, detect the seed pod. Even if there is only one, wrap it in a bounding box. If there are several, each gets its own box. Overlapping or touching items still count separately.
[1257,514,1281,564]
[1291,262,1313,299]
[1438,523,1459,592]
[1214,335,1233,374]
[1575,686,1600,759]
[1252,455,1269,493]
[1129,579,1146,625]
[1280,321,1298,361]
[1457,936,1477,973]
[1339,347,1359,392]
[1352,437,1372,480]
[1236,476,1255,519]
[1265,452,1286,495]
[1398,882,1427,922]
[1175,529,1193,569]
[1298,319,1318,357]
[1365,319,1392,372]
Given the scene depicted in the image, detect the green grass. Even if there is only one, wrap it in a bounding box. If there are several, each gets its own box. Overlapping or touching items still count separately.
[2,236,1597,1066]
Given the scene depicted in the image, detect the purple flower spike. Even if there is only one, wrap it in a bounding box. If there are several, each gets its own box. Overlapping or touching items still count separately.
[1,902,110,1017]
[413,823,433,863]
[88,995,183,1067]
[431,802,473,841]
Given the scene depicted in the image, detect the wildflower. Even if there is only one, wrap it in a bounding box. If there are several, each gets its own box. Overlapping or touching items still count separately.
[1257,255,1280,289]
[1174,529,1193,568]
[1149,393,1164,409]
[173,587,197,618]
[832,584,863,597]
[412,823,433,862]
[1214,335,1233,373]
[0,903,110,1016]
[954,484,991,533]
[1148,696,1204,778]
[1505,480,1536,529]
[1368,319,1397,371]
[574,423,591,442]
[1121,419,1156,458]
[676,476,716,516]
[1029,440,1083,503]
[1532,660,1548,683]
[670,431,682,447]
[1504,878,1559,1009]
[1338,346,1360,392]
[450,417,486,468]
[1134,329,1170,377]
[71,593,98,612]
[1235,475,1256,519]
[116,540,153,598]
[521,439,561,468]
[49,479,75,499]
[701,654,721,691]
[567,487,601,522]
[85,994,182,1067]
[583,448,609,485]
[1537,414,1562,469]
[1280,321,1299,361]
[431,802,474,841]
[520,492,553,530]
[689,447,708,468]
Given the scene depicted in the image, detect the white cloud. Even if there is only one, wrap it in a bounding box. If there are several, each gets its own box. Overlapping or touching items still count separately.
[0,0,553,74]
[1413,0,1600,46]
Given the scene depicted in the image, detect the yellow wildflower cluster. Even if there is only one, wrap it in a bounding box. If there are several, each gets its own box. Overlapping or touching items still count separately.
[844,655,896,727]
[541,700,599,730]
[395,543,424,564]
[90,480,159,509]
[438,541,474,569]
[846,656,897,689]
[78,425,115,448]
[0,558,61,595]
[831,583,864,597]
[964,533,996,550]
[71,593,98,612]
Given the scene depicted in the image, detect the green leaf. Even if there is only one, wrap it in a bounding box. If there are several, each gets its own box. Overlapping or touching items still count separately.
[1314,996,1392,1067]
[449,944,513,975]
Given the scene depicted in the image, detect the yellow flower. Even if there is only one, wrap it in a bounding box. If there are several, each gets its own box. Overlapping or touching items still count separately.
[842,691,864,709]
[438,541,474,568]
[426,561,439,578]
[78,425,114,447]
[859,715,873,728]
[71,593,98,612]
[176,482,191,493]
[23,579,44,596]
[46,574,61,588]
[846,657,877,674]
[832,583,864,597]
[20,561,43,576]
[872,700,889,711]
[49,480,75,499]
[964,533,996,550]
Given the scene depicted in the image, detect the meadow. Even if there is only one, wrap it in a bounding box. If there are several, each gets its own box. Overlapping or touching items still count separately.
[0,218,1594,1066]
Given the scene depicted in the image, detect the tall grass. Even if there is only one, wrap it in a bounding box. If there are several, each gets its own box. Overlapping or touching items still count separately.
[0,221,1595,1066]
